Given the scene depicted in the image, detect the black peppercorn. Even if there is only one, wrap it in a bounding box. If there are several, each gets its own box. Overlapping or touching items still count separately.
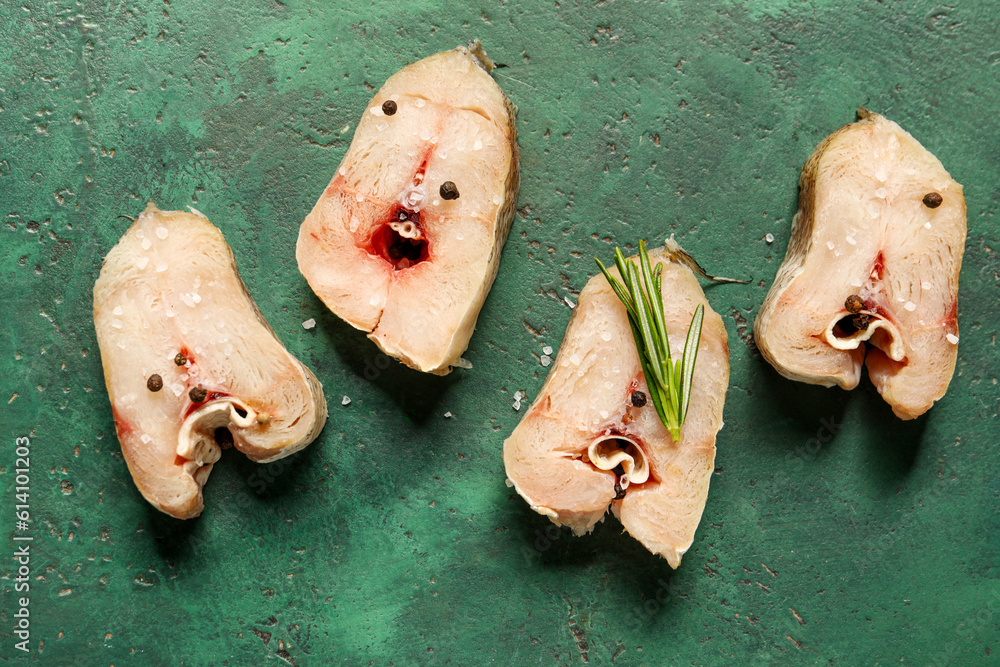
[146,374,163,392]
[381,100,397,116]
[174,353,187,366]
[922,192,943,208]
[630,390,647,407]
[844,294,864,314]
[439,181,460,200]
[189,386,208,403]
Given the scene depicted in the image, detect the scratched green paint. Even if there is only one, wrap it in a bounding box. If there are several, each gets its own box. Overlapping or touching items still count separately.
[2,0,999,664]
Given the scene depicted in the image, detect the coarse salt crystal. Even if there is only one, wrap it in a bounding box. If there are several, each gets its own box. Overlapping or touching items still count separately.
[111,320,123,329]
[341,396,351,406]
[540,355,551,367]
[444,412,453,418]
[922,281,932,290]
[112,306,123,315]
[925,222,932,230]
[155,262,168,272]
[846,235,856,245]
[875,187,887,199]
[946,333,959,345]
[156,226,168,239]
[402,187,425,209]
[904,301,917,312]
[302,318,316,330]
[542,346,553,355]
[355,192,364,203]
[570,354,581,366]
[564,296,576,309]
[765,233,774,244]
[140,434,152,444]
[505,478,514,488]
[369,294,381,306]
[600,331,612,342]
[141,238,152,250]
[136,257,149,269]
[474,140,483,150]
[513,391,523,401]
[826,241,835,251]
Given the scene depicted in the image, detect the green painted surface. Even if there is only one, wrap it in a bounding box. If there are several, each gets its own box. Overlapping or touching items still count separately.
[2,0,999,664]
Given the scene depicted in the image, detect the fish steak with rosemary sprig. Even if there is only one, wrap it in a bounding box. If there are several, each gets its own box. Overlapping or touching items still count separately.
[503,239,739,567]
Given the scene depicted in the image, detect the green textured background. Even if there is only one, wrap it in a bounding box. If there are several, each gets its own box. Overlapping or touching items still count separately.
[2,0,999,664]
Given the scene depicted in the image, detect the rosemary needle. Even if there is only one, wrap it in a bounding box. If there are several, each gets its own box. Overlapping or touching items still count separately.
[595,240,704,441]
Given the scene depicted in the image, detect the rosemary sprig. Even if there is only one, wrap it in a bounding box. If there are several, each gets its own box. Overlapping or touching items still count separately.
[595,240,704,441]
